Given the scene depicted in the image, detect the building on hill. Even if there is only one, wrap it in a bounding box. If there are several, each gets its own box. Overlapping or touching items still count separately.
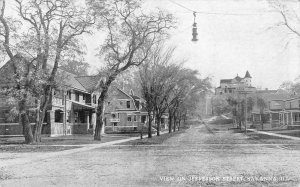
[215,71,256,95]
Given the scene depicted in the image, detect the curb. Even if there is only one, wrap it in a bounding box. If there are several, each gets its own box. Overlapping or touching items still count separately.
[247,129,300,141]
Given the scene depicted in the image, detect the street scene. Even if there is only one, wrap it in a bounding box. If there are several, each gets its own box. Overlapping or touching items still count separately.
[1,119,300,186]
[0,0,300,186]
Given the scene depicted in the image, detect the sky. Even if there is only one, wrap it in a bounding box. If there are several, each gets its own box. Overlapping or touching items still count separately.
[1,0,299,90]
[84,0,300,90]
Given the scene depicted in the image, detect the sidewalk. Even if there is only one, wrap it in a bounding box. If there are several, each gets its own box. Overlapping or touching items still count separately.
[247,129,300,141]
[0,131,168,168]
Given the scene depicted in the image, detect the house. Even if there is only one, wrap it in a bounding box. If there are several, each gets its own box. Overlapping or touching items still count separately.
[215,71,256,95]
[250,91,291,129]
[251,92,300,130]
[0,57,102,136]
[276,97,300,129]
[104,87,169,133]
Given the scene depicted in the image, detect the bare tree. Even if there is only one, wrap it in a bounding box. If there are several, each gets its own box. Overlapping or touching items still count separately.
[0,0,94,143]
[139,43,180,137]
[268,0,300,46]
[89,0,175,140]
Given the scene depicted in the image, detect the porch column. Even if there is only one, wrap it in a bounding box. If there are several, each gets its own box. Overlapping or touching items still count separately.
[85,111,90,132]
[286,113,289,125]
[62,111,66,136]
[259,114,262,122]
[291,112,293,126]
[92,113,96,134]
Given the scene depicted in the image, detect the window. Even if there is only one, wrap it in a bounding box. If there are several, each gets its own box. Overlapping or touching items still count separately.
[93,95,97,104]
[75,92,79,101]
[120,101,123,105]
[108,102,110,106]
[67,91,71,100]
[127,116,132,121]
[83,94,86,101]
[67,111,71,122]
[112,113,116,118]
[141,116,146,123]
[74,112,78,123]
[134,115,137,122]
[55,110,63,123]
[126,101,130,108]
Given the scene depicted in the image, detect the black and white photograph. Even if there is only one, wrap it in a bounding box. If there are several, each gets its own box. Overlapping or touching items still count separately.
[0,0,300,186]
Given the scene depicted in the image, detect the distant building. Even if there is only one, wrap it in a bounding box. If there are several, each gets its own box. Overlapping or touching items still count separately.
[215,71,256,95]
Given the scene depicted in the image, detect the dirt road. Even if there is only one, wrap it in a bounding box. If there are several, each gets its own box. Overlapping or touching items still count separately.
[1,123,300,186]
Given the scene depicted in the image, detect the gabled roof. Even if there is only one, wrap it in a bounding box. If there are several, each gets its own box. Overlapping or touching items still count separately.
[252,92,291,102]
[75,76,101,92]
[234,75,242,82]
[59,70,87,92]
[130,95,141,100]
[244,70,252,78]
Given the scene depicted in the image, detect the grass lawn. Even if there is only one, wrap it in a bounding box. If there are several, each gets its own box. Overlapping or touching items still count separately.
[0,145,81,153]
[117,122,193,146]
[0,133,140,152]
[117,130,186,145]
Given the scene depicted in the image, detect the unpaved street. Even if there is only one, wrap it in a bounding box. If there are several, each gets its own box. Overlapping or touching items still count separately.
[1,123,300,186]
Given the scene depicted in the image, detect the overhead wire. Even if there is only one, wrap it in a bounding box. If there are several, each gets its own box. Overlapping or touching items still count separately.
[168,0,269,16]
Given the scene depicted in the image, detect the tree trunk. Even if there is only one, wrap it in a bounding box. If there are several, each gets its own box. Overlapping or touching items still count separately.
[33,99,41,142]
[173,115,176,132]
[148,113,152,138]
[178,119,181,131]
[94,75,117,141]
[19,99,34,144]
[260,113,264,130]
[156,115,161,136]
[168,112,172,133]
[94,96,105,141]
[33,87,52,142]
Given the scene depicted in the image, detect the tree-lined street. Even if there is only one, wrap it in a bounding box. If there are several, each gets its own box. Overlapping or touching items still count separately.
[1,121,300,186]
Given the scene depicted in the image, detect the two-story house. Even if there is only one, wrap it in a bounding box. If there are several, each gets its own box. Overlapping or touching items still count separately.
[251,92,290,129]
[104,87,148,133]
[278,97,300,129]
[251,94,300,130]
[0,57,102,136]
[104,87,169,133]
